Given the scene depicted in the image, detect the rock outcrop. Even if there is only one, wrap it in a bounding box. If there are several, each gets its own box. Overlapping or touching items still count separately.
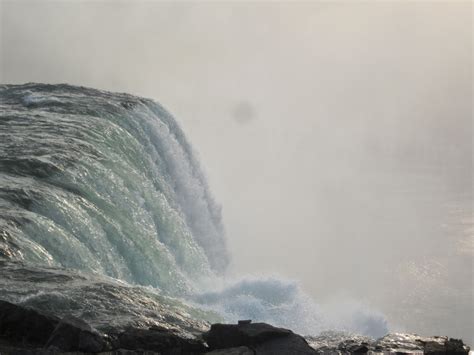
[308,331,471,354]
[0,299,60,347]
[203,322,316,354]
[0,300,470,354]
[116,326,207,354]
[45,316,107,353]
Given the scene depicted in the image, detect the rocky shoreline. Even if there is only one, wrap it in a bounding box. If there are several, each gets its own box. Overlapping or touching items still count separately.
[0,300,470,354]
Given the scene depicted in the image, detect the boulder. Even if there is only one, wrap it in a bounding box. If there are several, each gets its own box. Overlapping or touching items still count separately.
[0,299,59,346]
[203,322,291,349]
[203,322,316,354]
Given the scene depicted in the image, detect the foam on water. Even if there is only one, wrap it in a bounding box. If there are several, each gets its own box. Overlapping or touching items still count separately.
[192,276,388,338]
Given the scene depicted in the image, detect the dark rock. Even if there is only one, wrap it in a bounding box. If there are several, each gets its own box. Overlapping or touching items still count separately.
[203,323,291,349]
[0,299,60,346]
[420,336,470,355]
[347,344,369,353]
[203,322,316,354]
[149,324,172,332]
[253,334,317,354]
[105,350,167,355]
[337,340,370,353]
[117,327,207,354]
[205,346,254,355]
[423,340,446,354]
[45,315,107,352]
[446,338,469,354]
[0,300,470,355]
[238,320,252,325]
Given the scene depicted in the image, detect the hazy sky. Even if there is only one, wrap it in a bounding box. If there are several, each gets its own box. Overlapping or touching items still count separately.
[1,0,472,341]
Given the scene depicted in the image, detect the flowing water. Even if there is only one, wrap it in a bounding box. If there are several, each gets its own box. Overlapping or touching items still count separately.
[0,83,396,340]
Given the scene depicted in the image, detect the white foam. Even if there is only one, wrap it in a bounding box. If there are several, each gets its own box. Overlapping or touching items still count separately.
[192,275,388,338]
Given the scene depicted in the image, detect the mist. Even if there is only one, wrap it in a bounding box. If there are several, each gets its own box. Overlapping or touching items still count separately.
[1,0,472,342]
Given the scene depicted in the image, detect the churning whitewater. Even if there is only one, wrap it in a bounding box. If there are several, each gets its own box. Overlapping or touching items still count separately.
[0,84,387,338]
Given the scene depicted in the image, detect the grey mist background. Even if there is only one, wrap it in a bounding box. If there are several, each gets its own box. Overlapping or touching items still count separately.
[1,0,472,343]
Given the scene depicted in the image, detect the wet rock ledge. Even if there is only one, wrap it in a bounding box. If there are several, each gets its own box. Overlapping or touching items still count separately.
[0,300,470,354]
